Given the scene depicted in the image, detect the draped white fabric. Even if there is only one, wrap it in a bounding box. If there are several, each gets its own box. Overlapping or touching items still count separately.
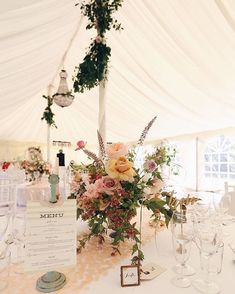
[1,0,235,148]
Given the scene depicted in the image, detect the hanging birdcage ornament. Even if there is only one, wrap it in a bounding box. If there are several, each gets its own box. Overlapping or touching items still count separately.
[53,70,74,107]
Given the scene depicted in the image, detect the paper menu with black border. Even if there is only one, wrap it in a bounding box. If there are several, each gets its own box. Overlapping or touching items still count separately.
[25,199,77,272]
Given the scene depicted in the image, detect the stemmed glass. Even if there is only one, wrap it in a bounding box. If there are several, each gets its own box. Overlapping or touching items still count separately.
[11,211,26,274]
[171,209,194,287]
[193,216,221,294]
[214,192,231,225]
[172,206,195,276]
[0,205,11,291]
[0,206,10,242]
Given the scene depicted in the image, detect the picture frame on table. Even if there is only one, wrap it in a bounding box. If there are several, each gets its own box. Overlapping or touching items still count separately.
[120,265,140,287]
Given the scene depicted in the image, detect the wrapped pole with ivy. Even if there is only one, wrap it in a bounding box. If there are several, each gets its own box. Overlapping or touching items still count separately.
[41,85,57,162]
[73,0,123,148]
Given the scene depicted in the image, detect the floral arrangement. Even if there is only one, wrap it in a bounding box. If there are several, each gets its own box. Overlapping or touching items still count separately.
[69,118,178,263]
[1,161,11,171]
[41,95,57,128]
[20,147,50,182]
[73,0,123,93]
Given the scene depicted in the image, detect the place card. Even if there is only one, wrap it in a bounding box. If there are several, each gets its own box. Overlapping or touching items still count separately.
[24,199,77,272]
[120,265,140,287]
[140,263,166,280]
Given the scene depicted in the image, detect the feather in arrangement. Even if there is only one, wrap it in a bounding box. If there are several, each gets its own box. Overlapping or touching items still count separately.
[137,116,157,146]
[97,130,106,160]
[83,149,104,166]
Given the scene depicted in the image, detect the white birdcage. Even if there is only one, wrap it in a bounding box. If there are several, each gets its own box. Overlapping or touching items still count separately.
[53,70,74,107]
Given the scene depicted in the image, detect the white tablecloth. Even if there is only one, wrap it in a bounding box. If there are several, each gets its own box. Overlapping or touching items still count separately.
[5,222,235,294]
[83,225,235,294]
[16,181,67,206]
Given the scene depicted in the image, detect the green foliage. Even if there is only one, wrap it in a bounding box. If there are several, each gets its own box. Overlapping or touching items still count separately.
[41,95,57,128]
[73,42,111,93]
[73,0,123,93]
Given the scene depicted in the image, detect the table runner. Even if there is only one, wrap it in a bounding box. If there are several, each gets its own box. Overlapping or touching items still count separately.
[6,211,163,294]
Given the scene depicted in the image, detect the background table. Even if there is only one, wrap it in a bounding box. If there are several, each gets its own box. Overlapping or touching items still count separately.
[16,181,68,207]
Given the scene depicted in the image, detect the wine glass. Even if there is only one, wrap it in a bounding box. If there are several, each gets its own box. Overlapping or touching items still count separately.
[11,211,26,274]
[217,193,231,225]
[193,216,221,294]
[171,207,196,276]
[0,206,10,242]
[171,210,194,287]
[0,249,10,291]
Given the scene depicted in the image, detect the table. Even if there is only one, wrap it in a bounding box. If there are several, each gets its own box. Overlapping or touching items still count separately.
[16,181,68,207]
[4,221,235,294]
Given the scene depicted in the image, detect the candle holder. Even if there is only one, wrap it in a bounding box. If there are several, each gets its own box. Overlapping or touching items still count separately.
[36,174,66,292]
[36,271,66,293]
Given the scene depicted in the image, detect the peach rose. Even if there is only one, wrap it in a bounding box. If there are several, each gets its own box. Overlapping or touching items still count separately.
[105,156,136,181]
[106,143,128,159]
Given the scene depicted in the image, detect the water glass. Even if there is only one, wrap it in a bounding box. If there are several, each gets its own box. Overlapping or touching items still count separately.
[209,242,224,274]
[0,250,10,291]
[193,216,221,294]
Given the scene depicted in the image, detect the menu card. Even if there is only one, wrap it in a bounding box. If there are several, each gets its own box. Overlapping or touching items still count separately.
[25,199,77,272]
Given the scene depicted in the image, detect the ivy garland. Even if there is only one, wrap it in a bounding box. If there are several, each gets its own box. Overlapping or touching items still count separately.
[41,95,57,128]
[73,0,123,93]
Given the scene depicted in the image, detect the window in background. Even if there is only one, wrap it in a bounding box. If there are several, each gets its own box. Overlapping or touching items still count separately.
[204,135,235,181]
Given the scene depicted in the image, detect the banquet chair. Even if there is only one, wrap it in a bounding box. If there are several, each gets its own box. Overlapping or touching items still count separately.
[0,178,17,211]
[224,181,235,216]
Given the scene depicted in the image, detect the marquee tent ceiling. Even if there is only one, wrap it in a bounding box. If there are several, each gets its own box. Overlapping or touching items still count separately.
[1,0,235,148]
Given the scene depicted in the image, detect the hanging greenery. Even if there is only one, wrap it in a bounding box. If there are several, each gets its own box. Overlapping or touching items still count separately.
[73,0,123,93]
[41,95,57,128]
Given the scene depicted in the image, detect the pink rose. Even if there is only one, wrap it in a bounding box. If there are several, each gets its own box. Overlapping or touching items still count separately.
[95,176,121,195]
[71,181,81,194]
[76,140,86,150]
[82,174,91,187]
[106,143,128,159]
[83,183,99,199]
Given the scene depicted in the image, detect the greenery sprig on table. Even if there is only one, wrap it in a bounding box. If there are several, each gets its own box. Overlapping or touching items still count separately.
[73,0,123,93]
[41,95,57,128]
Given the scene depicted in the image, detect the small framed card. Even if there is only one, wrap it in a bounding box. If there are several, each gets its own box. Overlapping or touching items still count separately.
[120,265,140,287]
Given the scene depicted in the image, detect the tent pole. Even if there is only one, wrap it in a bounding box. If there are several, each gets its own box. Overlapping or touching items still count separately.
[195,136,199,191]
[47,124,51,163]
[97,24,107,155]
[46,84,53,163]
[98,79,107,148]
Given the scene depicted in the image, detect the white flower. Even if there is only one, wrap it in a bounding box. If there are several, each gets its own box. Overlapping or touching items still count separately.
[163,204,170,210]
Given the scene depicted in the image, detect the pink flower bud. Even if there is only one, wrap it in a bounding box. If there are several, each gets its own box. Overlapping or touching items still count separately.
[95,35,102,44]
[76,140,86,150]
